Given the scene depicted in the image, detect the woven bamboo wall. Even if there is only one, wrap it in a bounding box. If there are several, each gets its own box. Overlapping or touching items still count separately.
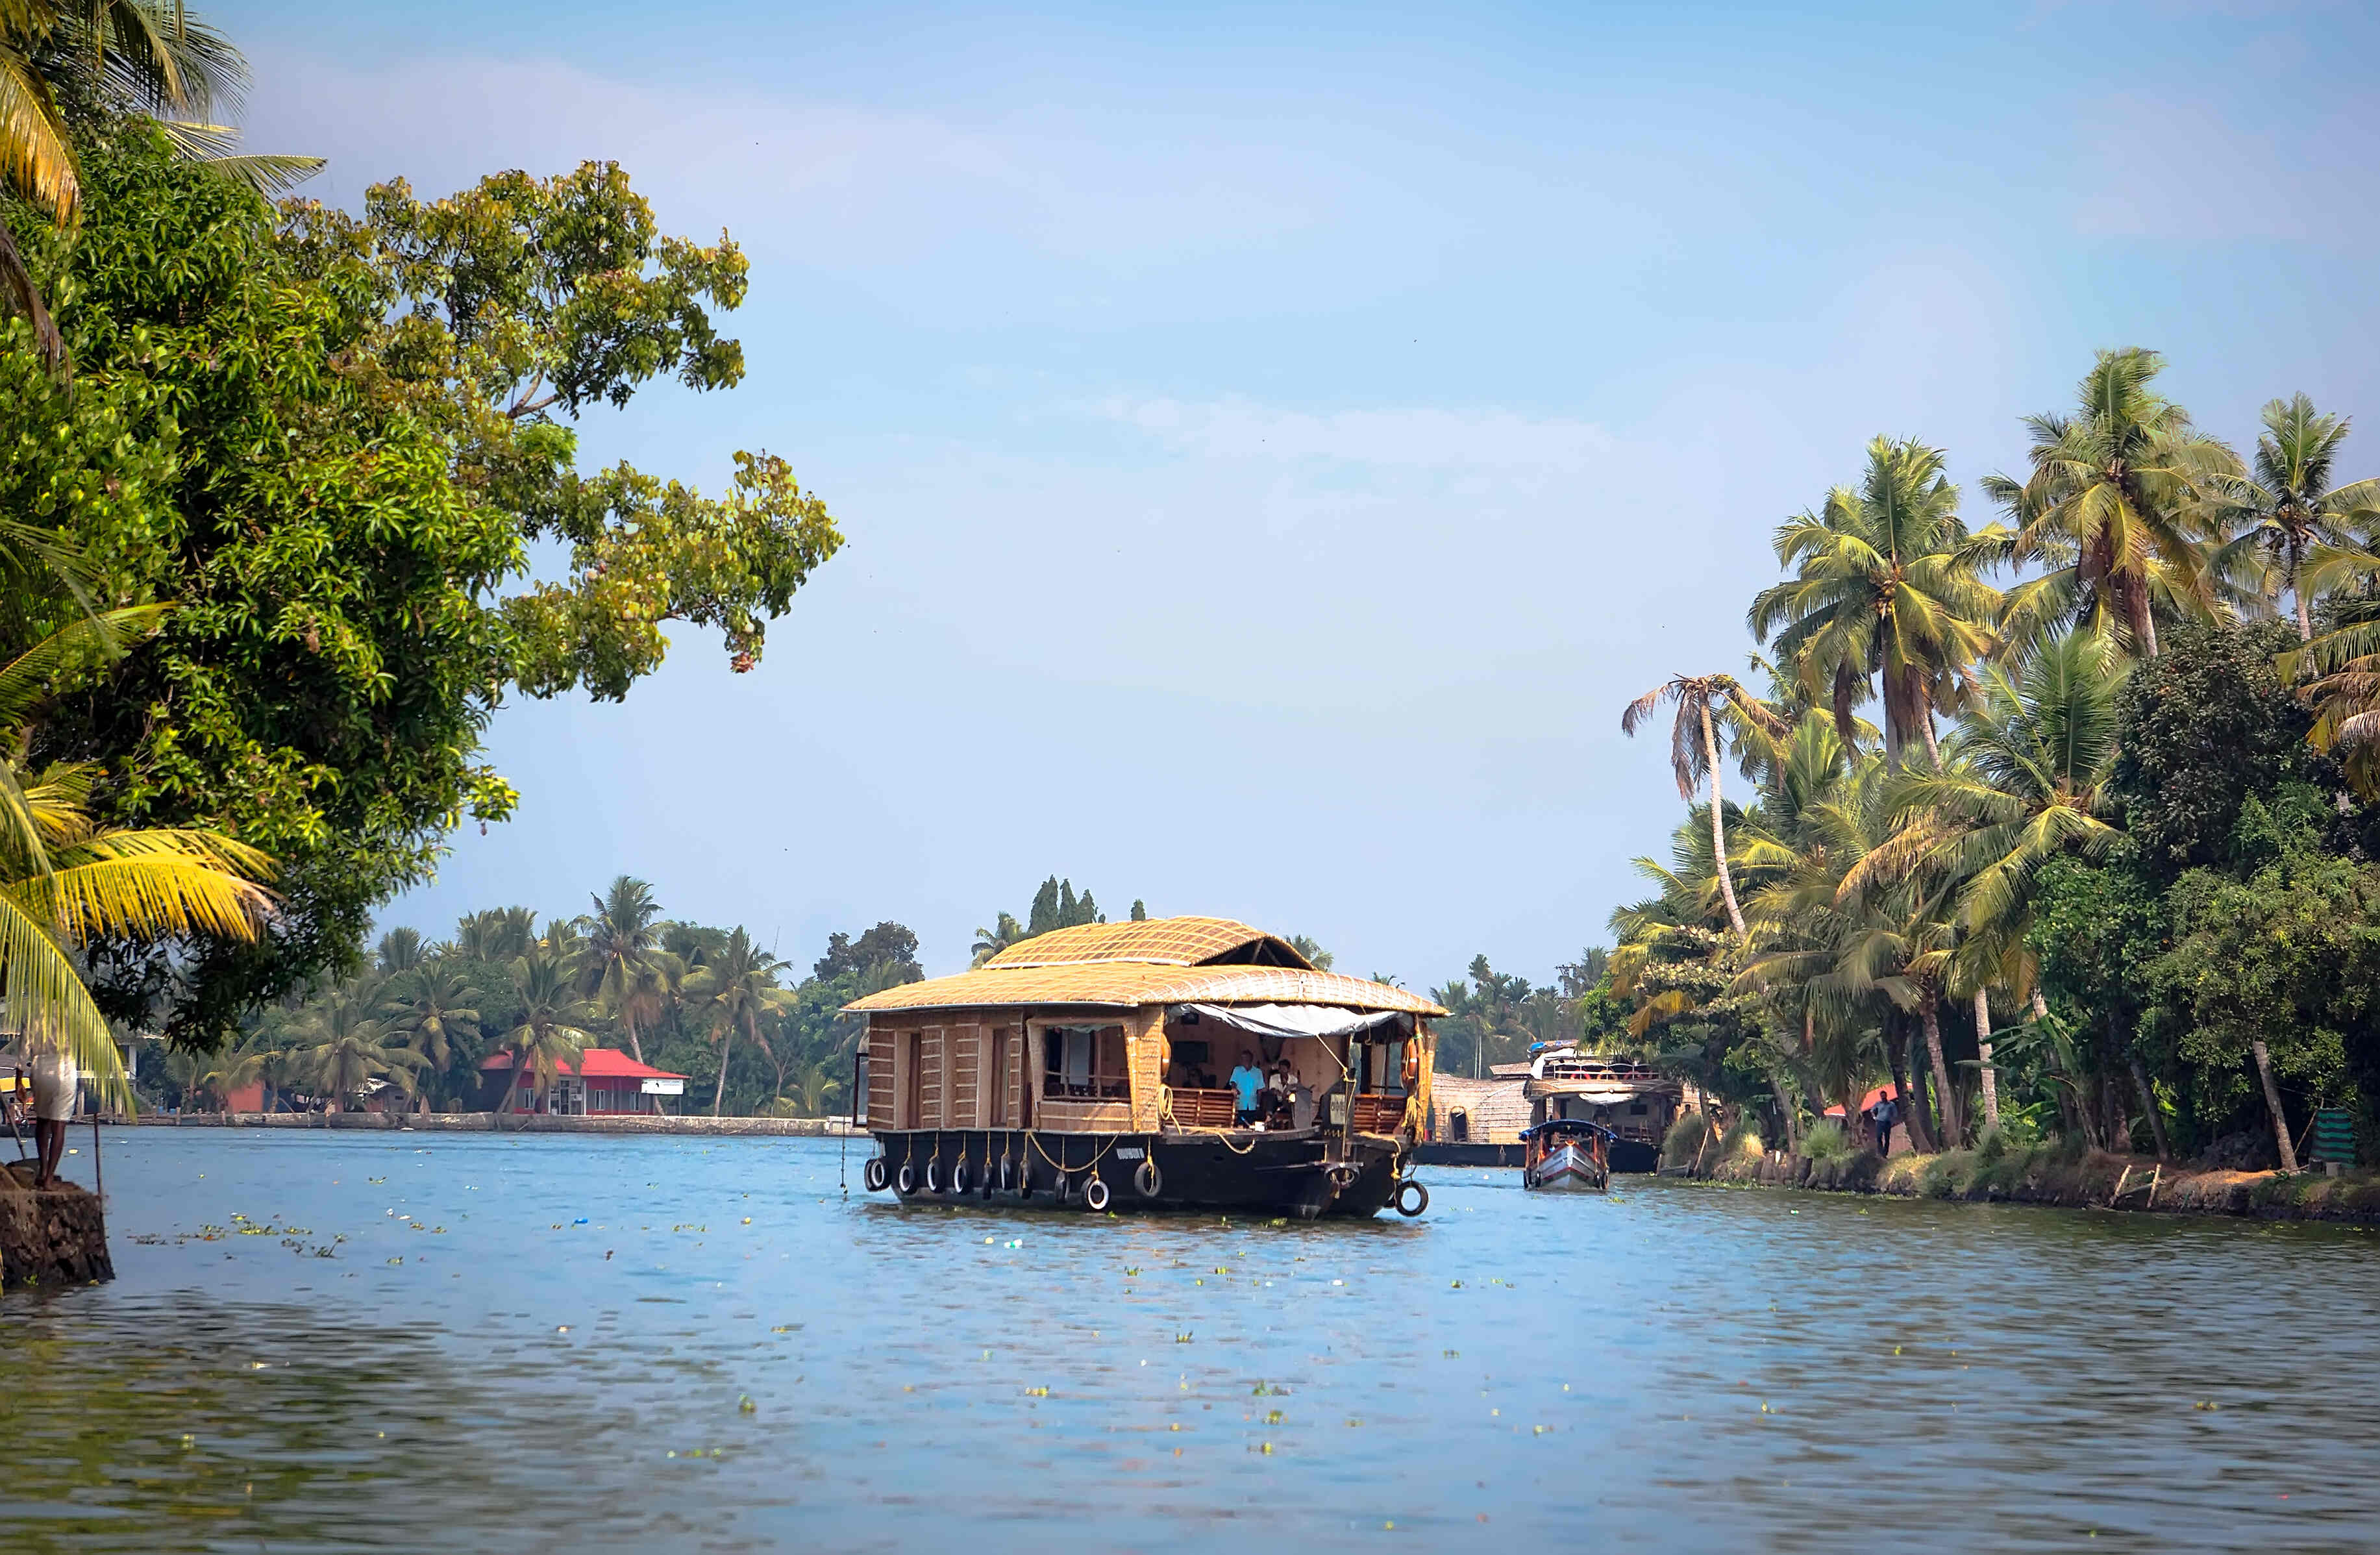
[1128,1006,1164,1130]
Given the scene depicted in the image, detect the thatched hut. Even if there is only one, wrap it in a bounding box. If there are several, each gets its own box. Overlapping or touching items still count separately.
[844,917,1441,1218]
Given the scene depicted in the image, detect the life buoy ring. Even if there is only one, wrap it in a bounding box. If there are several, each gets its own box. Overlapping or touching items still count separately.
[896,1161,916,1195]
[1394,1178,1428,1217]
[863,1156,889,1193]
[924,1158,943,1195]
[1134,1158,1163,1199]
[1084,1176,1111,1212]
[951,1158,970,1195]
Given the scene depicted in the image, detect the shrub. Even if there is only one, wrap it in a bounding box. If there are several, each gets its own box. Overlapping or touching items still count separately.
[1802,1119,1851,1162]
[1661,1110,1712,1169]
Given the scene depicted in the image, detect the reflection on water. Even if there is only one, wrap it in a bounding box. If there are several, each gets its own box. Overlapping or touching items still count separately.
[5,1132,2377,1553]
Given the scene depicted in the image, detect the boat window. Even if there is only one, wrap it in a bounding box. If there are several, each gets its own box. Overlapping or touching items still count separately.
[1043,1025,1128,1100]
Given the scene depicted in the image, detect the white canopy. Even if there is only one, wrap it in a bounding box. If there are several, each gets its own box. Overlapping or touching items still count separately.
[1172,1003,1410,1041]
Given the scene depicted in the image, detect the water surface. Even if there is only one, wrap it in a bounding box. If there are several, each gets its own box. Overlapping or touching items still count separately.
[5,1130,2374,1552]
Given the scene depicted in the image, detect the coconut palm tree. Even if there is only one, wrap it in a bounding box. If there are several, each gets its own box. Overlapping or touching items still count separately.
[970,911,1026,966]
[1748,436,2001,765]
[0,607,275,1105]
[1987,348,2238,657]
[375,925,425,975]
[579,875,663,1062]
[381,962,480,1111]
[493,947,595,1119]
[1621,673,1785,941]
[687,926,786,1117]
[195,1035,273,1114]
[2206,395,2380,641]
[292,984,423,1112]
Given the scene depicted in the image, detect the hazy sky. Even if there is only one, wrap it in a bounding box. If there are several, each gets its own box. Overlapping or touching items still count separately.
[213,0,2380,988]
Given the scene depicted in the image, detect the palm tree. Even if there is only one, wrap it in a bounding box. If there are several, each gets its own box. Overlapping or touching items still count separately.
[0,608,275,1105]
[381,962,480,1111]
[1,1,318,369]
[293,984,423,1112]
[2207,394,2380,641]
[1987,348,2238,657]
[375,925,425,975]
[579,875,663,1061]
[791,1061,843,1118]
[1621,673,1785,940]
[1748,436,2001,765]
[970,911,1025,966]
[195,1035,273,1114]
[494,947,595,1119]
[688,926,786,1117]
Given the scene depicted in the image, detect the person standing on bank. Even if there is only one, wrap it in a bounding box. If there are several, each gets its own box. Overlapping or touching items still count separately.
[29,1049,78,1188]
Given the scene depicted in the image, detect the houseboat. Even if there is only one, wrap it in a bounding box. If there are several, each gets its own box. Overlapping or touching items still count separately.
[1522,1045,1682,1173]
[845,917,1441,1219]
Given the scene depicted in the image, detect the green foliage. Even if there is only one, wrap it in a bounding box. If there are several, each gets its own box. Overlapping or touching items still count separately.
[4,127,843,1046]
[1801,1118,1851,1162]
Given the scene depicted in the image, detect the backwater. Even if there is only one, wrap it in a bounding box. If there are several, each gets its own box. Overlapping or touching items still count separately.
[3,1130,2375,1553]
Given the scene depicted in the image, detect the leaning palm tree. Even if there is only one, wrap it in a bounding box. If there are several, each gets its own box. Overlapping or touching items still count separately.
[687,926,786,1117]
[1748,436,2001,765]
[1987,348,2239,657]
[295,993,423,1112]
[493,947,595,1119]
[0,607,275,1106]
[578,875,663,1062]
[1621,673,1785,940]
[2206,394,2380,641]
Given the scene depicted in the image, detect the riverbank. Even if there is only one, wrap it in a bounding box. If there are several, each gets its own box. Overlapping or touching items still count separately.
[1690,1136,2380,1224]
[0,1163,112,1289]
[123,1112,863,1137]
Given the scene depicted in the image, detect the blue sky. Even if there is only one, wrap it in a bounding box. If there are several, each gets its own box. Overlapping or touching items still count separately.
[215,0,2380,987]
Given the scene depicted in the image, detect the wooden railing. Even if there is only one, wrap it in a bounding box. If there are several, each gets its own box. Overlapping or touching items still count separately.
[1350,1093,1409,1135]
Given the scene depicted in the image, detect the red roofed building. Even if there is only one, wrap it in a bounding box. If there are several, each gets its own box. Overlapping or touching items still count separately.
[478,1048,688,1115]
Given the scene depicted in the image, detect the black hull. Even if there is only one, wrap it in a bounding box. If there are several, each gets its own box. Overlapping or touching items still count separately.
[866,1129,1411,1219]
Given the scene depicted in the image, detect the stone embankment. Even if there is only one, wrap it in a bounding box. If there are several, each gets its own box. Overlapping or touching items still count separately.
[0,1163,112,1289]
[1684,1140,2380,1225]
[128,1111,863,1137]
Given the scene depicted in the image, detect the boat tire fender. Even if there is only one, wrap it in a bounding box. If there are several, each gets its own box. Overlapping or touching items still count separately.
[951,1158,970,1195]
[896,1161,915,1195]
[863,1156,889,1193]
[1134,1158,1163,1199]
[1084,1176,1111,1212]
[924,1159,941,1195]
[1395,1178,1429,1217]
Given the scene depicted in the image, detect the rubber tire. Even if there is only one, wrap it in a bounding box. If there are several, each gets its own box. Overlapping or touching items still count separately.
[863,1156,889,1193]
[951,1159,970,1195]
[924,1159,942,1195]
[1134,1158,1163,1199]
[1084,1176,1111,1212]
[1394,1178,1428,1217]
[897,1162,915,1195]
[998,1157,1014,1193]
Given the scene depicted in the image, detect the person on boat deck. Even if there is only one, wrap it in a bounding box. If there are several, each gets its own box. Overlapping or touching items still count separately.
[1229,1050,1263,1126]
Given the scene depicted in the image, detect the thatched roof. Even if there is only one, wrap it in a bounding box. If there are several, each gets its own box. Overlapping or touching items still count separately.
[845,916,1445,1018]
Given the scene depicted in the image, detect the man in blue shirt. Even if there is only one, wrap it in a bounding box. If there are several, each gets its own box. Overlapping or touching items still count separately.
[1229,1050,1263,1126]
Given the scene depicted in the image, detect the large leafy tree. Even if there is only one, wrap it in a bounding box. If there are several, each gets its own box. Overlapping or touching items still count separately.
[1989,348,2238,657]
[5,127,843,1047]
[1748,436,1999,765]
